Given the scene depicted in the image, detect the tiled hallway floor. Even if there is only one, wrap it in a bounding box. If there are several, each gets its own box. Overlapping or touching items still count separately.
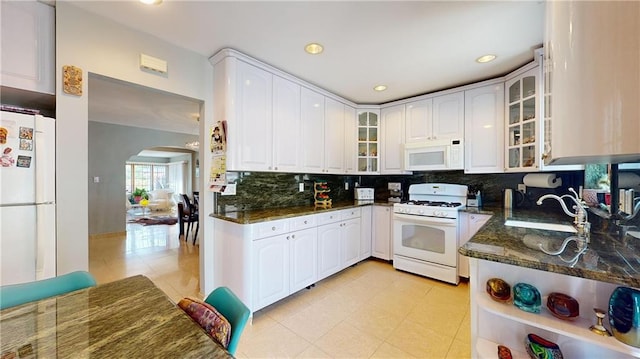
[89,221,471,358]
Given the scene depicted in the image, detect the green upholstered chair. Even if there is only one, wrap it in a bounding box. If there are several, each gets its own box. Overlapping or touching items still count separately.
[204,286,250,356]
[0,271,97,310]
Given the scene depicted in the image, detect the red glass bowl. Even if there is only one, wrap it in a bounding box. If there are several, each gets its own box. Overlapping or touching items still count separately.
[547,292,579,320]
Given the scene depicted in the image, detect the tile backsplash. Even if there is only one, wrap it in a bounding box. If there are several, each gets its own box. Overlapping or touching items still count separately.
[215,170,584,213]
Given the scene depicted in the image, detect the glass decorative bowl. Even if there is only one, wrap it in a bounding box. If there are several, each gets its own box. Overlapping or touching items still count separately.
[524,333,564,359]
[609,286,640,347]
[513,283,541,313]
[547,292,579,320]
[486,278,511,303]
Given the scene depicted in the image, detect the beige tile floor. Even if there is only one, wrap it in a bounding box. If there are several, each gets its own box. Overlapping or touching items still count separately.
[89,217,472,359]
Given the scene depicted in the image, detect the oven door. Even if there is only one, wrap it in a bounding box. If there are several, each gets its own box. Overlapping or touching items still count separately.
[393,213,458,266]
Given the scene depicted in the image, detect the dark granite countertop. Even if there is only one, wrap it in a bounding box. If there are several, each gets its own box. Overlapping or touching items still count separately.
[460,206,640,288]
[210,200,392,224]
[0,275,231,358]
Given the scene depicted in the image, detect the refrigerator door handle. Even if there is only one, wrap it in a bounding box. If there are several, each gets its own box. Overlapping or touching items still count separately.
[36,203,56,280]
[35,115,55,204]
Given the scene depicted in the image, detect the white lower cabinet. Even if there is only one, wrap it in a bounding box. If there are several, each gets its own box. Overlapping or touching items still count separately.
[288,228,318,293]
[458,212,491,278]
[359,206,372,260]
[213,207,365,315]
[341,218,361,268]
[317,208,362,280]
[372,205,392,260]
[317,222,342,279]
[470,258,639,359]
[252,233,290,310]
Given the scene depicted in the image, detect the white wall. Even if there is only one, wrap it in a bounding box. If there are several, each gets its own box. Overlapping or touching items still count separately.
[56,2,214,294]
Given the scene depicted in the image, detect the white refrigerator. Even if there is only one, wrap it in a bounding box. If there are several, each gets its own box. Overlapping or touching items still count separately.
[0,111,56,285]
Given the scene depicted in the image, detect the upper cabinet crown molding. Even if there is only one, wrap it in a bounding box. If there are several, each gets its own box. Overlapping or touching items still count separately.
[210,48,357,108]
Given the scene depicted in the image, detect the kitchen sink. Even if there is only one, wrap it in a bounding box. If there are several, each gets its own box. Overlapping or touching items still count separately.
[504,219,577,233]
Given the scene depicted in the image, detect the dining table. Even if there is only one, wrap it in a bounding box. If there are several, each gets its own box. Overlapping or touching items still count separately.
[0,275,232,358]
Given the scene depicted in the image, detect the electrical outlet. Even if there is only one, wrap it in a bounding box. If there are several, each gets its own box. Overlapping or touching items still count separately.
[299,183,305,192]
[345,182,349,190]
[518,184,526,193]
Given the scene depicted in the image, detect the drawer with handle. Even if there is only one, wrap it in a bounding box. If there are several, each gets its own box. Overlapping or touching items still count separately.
[251,218,290,240]
[289,214,316,231]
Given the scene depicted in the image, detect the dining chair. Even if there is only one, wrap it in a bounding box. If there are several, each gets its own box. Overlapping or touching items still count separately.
[181,194,199,244]
[204,286,250,356]
[0,271,97,310]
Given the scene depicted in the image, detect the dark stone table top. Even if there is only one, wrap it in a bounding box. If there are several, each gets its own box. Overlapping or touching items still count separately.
[210,200,392,224]
[0,275,231,358]
[460,206,640,288]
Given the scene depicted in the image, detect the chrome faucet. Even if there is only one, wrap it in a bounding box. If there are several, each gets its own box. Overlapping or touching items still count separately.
[537,188,591,245]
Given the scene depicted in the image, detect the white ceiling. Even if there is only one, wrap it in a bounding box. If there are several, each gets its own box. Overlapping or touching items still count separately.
[79,1,544,133]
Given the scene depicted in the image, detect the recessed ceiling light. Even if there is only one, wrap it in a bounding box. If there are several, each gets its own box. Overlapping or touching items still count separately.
[476,54,497,63]
[304,43,324,55]
[140,0,162,5]
[374,85,387,92]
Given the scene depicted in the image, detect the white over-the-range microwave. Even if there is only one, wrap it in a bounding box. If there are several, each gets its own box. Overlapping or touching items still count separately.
[403,139,463,171]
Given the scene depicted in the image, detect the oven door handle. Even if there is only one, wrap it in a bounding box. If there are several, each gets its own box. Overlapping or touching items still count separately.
[393,213,457,227]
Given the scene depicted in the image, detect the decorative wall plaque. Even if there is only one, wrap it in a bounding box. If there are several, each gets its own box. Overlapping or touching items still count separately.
[62,65,82,96]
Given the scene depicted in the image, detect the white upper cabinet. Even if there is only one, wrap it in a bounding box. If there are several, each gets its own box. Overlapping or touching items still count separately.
[504,66,539,172]
[356,110,379,173]
[380,105,410,174]
[405,99,433,143]
[236,61,273,171]
[343,106,357,174]
[1,1,55,94]
[432,92,465,140]
[324,97,345,174]
[545,1,640,165]
[405,92,464,143]
[464,82,505,173]
[300,87,325,173]
[272,76,301,172]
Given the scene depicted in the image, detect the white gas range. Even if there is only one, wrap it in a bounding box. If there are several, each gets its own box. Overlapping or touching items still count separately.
[392,183,468,284]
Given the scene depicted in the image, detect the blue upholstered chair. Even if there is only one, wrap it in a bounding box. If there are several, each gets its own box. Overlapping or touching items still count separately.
[204,286,250,356]
[0,271,97,310]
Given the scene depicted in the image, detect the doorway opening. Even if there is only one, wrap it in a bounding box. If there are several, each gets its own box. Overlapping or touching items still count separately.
[87,73,203,287]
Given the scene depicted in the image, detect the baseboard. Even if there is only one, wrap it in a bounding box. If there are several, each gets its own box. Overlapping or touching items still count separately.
[89,231,126,240]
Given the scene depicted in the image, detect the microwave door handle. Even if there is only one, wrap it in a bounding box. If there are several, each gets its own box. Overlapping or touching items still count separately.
[443,145,450,168]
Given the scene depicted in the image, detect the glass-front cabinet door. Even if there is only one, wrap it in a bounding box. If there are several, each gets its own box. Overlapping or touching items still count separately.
[357,110,379,173]
[505,66,539,172]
